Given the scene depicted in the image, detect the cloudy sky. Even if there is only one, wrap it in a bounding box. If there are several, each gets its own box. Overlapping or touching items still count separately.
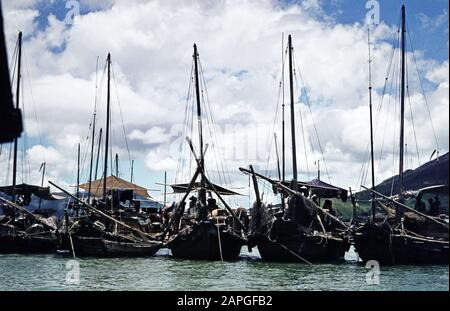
[1,0,448,206]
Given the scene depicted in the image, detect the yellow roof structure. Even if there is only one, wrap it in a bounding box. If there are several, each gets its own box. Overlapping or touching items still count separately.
[79,175,152,199]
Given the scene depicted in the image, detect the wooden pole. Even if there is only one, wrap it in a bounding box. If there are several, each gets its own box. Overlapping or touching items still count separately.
[76,143,80,198]
[361,185,448,229]
[103,53,111,202]
[397,5,406,222]
[288,34,297,183]
[48,181,161,240]
[367,27,376,221]
[94,128,102,181]
[12,31,22,204]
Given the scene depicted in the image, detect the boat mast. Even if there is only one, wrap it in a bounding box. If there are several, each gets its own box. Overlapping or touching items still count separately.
[12,31,22,203]
[368,27,376,221]
[130,159,134,182]
[88,56,99,204]
[288,35,298,184]
[398,5,406,219]
[103,53,111,202]
[38,162,45,210]
[164,171,167,207]
[87,111,96,202]
[274,133,281,180]
[281,33,286,205]
[94,128,103,181]
[76,143,80,198]
[193,43,206,204]
[317,159,320,180]
[115,153,119,176]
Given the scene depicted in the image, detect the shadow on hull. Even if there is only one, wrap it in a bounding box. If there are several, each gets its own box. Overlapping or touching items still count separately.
[353,222,449,265]
[59,235,162,257]
[168,221,245,261]
[251,232,349,263]
[0,232,58,254]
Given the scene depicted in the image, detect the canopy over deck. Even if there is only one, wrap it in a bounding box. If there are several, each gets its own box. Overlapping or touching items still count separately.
[79,175,153,199]
[170,182,241,196]
[0,183,58,201]
[279,178,348,202]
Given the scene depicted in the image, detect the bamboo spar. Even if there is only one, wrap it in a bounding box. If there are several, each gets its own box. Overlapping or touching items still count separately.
[239,167,349,230]
[0,196,57,231]
[48,181,160,241]
[360,185,448,229]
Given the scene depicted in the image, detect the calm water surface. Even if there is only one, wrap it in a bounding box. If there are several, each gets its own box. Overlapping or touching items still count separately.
[0,247,448,291]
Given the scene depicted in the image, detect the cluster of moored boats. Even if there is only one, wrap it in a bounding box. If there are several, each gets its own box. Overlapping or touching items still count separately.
[0,5,448,265]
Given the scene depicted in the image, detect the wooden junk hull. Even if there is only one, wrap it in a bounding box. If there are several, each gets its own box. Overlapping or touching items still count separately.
[168,221,246,261]
[250,233,349,263]
[0,232,58,254]
[67,236,162,257]
[353,222,449,265]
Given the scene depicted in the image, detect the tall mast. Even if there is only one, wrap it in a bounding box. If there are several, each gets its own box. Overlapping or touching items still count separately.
[281,33,286,184]
[103,53,111,202]
[115,153,119,177]
[398,5,406,213]
[130,159,134,182]
[95,128,103,181]
[38,162,45,210]
[12,31,22,203]
[164,171,167,207]
[281,33,286,206]
[368,27,376,221]
[76,143,80,198]
[288,35,298,183]
[317,159,320,180]
[193,43,206,204]
[274,133,281,180]
[88,56,99,203]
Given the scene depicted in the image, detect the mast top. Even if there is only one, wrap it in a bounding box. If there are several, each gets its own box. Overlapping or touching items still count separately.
[193,43,198,56]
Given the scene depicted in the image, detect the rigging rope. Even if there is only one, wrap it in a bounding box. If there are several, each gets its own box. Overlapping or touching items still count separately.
[293,52,331,184]
[357,14,401,189]
[406,21,440,154]
[292,65,311,180]
[111,64,133,175]
[405,54,421,167]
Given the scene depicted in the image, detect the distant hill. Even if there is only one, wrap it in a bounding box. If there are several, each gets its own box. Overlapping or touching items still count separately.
[357,152,449,200]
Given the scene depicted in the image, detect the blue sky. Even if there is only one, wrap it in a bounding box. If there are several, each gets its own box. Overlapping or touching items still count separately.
[33,0,449,61]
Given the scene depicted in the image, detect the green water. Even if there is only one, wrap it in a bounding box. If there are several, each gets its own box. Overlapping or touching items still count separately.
[0,247,448,291]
